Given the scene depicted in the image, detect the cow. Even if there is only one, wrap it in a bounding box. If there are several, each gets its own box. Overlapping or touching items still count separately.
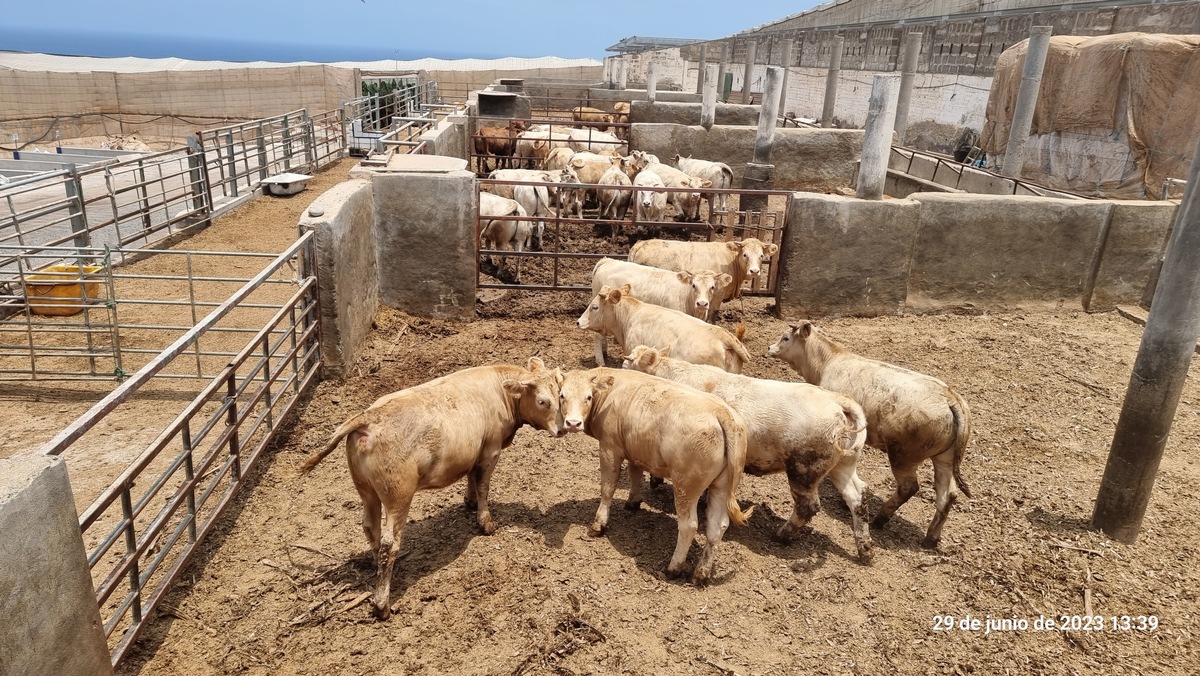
[674,155,734,212]
[578,284,750,371]
[622,346,872,560]
[620,150,660,180]
[571,106,615,130]
[557,367,752,582]
[543,146,575,172]
[595,164,632,231]
[613,101,630,125]
[473,120,526,172]
[299,358,564,618]
[567,152,623,185]
[478,192,533,281]
[629,237,779,300]
[555,167,585,218]
[515,130,571,169]
[767,321,973,549]
[632,170,667,225]
[591,257,731,321]
[639,162,710,222]
[567,128,628,155]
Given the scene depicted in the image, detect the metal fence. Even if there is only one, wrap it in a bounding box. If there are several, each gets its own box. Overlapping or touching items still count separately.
[476,178,790,297]
[38,232,321,668]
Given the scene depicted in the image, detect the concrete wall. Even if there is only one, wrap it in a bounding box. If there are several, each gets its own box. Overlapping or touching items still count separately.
[366,156,476,320]
[299,179,377,378]
[0,456,113,676]
[631,124,864,191]
[419,113,469,160]
[629,101,761,127]
[778,191,1178,318]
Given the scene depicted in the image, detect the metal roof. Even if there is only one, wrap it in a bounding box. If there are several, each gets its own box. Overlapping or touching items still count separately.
[0,51,601,73]
[604,37,703,54]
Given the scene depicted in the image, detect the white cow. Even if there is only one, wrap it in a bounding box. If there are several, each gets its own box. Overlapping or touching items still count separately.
[629,237,779,299]
[478,192,533,282]
[639,162,709,222]
[591,258,731,321]
[674,155,734,212]
[632,170,667,224]
[595,164,632,230]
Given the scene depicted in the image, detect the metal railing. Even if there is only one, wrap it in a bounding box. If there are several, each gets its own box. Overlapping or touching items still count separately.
[890,146,1094,199]
[476,178,790,296]
[38,232,321,668]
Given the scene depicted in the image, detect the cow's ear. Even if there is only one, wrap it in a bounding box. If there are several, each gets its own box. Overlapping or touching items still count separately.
[569,157,585,168]
[658,345,672,358]
[676,270,694,284]
[798,322,813,338]
[527,356,546,372]
[553,368,564,385]
[502,379,525,399]
[726,241,743,252]
[764,243,779,256]
[672,154,681,164]
[605,287,623,303]
[702,180,713,188]
[717,273,734,288]
[593,374,616,392]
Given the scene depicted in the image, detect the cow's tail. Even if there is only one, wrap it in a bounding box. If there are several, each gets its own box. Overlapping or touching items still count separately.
[836,394,869,454]
[719,164,734,189]
[300,413,369,475]
[948,393,973,499]
[725,327,752,373]
[716,407,754,525]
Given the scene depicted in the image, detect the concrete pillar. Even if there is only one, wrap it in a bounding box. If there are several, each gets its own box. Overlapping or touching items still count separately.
[821,36,844,128]
[742,66,785,213]
[779,37,794,116]
[1,456,114,676]
[646,63,658,103]
[855,74,901,200]
[1001,26,1053,178]
[701,65,719,130]
[618,59,628,90]
[695,44,707,94]
[741,40,757,104]
[1093,136,1200,543]
[893,32,923,144]
[717,43,730,103]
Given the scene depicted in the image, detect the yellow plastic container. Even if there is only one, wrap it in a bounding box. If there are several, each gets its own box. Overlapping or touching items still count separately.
[25,264,106,317]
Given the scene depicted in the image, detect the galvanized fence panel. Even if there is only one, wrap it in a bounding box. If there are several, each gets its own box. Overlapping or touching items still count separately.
[38,232,321,668]
[476,178,790,297]
[196,110,313,207]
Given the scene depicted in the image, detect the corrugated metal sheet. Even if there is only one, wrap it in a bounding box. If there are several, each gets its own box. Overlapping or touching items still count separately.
[0,51,602,74]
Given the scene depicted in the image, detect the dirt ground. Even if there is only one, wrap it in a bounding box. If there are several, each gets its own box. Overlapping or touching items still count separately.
[117,293,1200,673]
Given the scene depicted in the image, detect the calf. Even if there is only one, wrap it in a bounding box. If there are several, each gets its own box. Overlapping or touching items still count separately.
[639,162,709,222]
[300,358,563,618]
[578,284,750,370]
[632,170,667,224]
[767,321,972,549]
[591,257,731,321]
[674,155,734,212]
[567,128,627,155]
[623,346,872,560]
[595,164,632,230]
[558,367,752,582]
[478,192,533,281]
[571,106,615,130]
[629,237,779,299]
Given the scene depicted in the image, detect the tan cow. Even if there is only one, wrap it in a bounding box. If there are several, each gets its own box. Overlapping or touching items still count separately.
[543,146,575,172]
[567,151,623,185]
[478,192,532,281]
[595,164,632,230]
[674,155,734,212]
[591,257,731,320]
[558,367,752,582]
[300,358,564,618]
[632,170,667,224]
[571,106,615,130]
[629,237,779,299]
[567,128,628,155]
[767,321,973,549]
[578,284,750,370]
[639,162,710,222]
[514,130,570,169]
[623,346,872,560]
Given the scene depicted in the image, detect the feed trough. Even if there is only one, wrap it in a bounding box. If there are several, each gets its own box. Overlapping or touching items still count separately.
[261,172,314,196]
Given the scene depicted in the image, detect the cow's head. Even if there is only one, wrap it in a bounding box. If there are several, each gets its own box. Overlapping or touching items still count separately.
[577,284,630,331]
[620,345,670,373]
[728,238,780,279]
[502,357,565,436]
[678,269,733,320]
[766,321,816,361]
[557,369,615,434]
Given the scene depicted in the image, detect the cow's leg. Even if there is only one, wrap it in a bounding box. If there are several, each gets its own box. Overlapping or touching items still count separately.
[667,484,700,578]
[922,449,960,549]
[471,447,502,535]
[693,485,732,584]
[872,457,920,529]
[372,471,417,620]
[593,333,607,367]
[626,465,645,511]
[347,432,382,556]
[464,471,478,510]
[776,461,823,543]
[513,238,524,285]
[826,455,873,562]
[589,446,622,536]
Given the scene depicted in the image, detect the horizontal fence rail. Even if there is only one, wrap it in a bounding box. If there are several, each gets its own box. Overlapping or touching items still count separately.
[38,232,321,668]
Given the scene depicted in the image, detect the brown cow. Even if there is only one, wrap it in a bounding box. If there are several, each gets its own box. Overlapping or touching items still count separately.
[473,120,526,173]
[300,358,563,618]
[767,321,972,549]
[558,367,752,582]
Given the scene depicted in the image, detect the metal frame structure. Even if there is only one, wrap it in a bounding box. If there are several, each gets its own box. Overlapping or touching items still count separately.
[476,178,790,297]
[38,231,321,668]
[889,146,1095,199]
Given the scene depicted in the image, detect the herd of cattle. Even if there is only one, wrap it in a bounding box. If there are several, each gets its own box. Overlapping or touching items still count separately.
[303,230,973,619]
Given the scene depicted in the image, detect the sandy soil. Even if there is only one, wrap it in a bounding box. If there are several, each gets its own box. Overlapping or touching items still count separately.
[117,293,1200,674]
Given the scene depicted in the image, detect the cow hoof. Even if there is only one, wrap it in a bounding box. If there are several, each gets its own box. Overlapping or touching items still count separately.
[479,518,496,535]
[870,515,892,530]
[773,526,797,543]
[648,477,665,489]
[588,523,606,537]
[857,544,875,564]
[690,570,712,586]
[371,602,391,621]
[921,536,940,550]
[664,565,687,579]
[624,500,642,511]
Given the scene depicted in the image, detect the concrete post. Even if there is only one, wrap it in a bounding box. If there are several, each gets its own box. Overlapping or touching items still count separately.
[618,59,628,90]
[742,66,784,214]
[742,40,757,104]
[855,74,901,200]
[701,65,719,130]
[779,37,794,116]
[646,63,658,103]
[893,32,923,144]
[1001,26,1053,178]
[717,43,730,103]
[821,36,844,128]
[1,456,115,676]
[1093,135,1200,543]
[695,44,707,94]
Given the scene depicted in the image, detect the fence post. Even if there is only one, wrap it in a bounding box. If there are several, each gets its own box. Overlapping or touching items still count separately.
[256,123,268,182]
[822,36,844,128]
[1002,26,1053,178]
[302,114,316,170]
[893,32,923,144]
[646,63,658,103]
[187,135,213,216]
[136,159,152,233]
[63,164,91,249]
[701,65,718,130]
[856,74,902,200]
[225,131,238,197]
[282,114,293,172]
[695,44,707,94]
[742,40,757,104]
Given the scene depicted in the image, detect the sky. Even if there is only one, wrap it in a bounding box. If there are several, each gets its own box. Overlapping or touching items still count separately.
[0,0,824,62]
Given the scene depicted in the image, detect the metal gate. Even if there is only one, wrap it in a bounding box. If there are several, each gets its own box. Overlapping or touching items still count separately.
[475,178,791,298]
